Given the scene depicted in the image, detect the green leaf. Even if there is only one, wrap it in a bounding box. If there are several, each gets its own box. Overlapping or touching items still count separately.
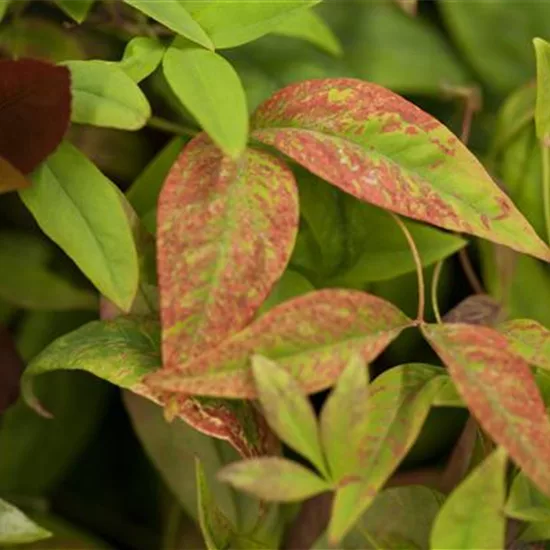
[0,230,97,311]
[337,1,468,95]
[123,0,213,50]
[148,289,412,399]
[64,60,151,130]
[182,1,320,49]
[257,269,314,315]
[196,458,235,550]
[126,136,186,217]
[314,486,444,549]
[21,141,139,311]
[439,0,550,95]
[0,1,10,22]
[498,319,550,370]
[118,36,165,83]
[273,8,342,57]
[219,457,330,502]
[430,447,508,550]
[252,79,550,261]
[21,317,160,406]
[331,198,466,285]
[423,323,550,497]
[506,471,550,522]
[163,42,248,158]
[535,38,550,144]
[252,355,327,477]
[54,0,95,22]
[327,363,446,542]
[520,521,550,542]
[320,354,369,483]
[157,136,298,371]
[0,499,51,544]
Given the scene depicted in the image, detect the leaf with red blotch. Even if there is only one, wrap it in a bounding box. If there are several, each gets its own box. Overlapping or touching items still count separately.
[146,289,412,399]
[157,134,298,372]
[0,324,24,413]
[0,158,30,195]
[251,79,550,262]
[0,59,71,174]
[498,319,550,371]
[422,323,550,496]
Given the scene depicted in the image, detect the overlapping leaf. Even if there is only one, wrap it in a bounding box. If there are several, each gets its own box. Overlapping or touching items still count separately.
[251,78,550,260]
[423,323,550,496]
[157,135,298,371]
[117,37,165,83]
[498,319,550,370]
[328,363,446,542]
[0,58,70,174]
[147,289,412,399]
[506,471,550,522]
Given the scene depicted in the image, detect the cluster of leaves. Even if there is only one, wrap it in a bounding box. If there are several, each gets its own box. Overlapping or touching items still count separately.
[3,0,550,548]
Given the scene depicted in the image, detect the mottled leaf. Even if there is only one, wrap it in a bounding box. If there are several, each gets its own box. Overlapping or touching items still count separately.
[147,289,412,398]
[327,364,446,542]
[314,486,444,549]
[443,294,502,326]
[123,0,213,49]
[126,136,187,217]
[182,1,320,49]
[157,135,298,371]
[196,457,234,550]
[252,79,550,260]
[118,36,165,83]
[430,447,508,550]
[0,230,97,311]
[163,42,248,159]
[507,471,550,522]
[21,141,139,311]
[320,354,369,483]
[219,457,330,502]
[0,59,70,174]
[0,157,29,195]
[252,355,326,476]
[423,323,550,496]
[64,60,151,130]
[498,319,550,371]
[273,8,342,57]
[0,499,51,544]
[55,0,95,22]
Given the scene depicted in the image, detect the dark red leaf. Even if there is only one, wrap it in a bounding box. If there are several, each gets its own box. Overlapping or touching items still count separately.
[0,58,71,174]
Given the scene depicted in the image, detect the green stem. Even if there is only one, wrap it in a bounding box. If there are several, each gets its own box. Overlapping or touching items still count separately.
[541,141,550,245]
[431,260,444,324]
[147,116,198,138]
[391,214,425,322]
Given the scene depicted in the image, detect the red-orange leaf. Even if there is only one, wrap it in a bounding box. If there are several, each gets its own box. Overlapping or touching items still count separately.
[0,59,71,174]
[422,323,550,496]
[157,135,298,372]
[146,289,412,399]
[251,79,550,261]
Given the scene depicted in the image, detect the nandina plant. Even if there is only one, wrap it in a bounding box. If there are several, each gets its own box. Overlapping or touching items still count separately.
[2,1,550,548]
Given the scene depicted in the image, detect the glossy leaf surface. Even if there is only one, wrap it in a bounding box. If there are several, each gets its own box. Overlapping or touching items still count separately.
[64,60,151,130]
[252,78,550,260]
[163,43,248,159]
[0,59,70,174]
[219,457,329,502]
[148,289,411,398]
[21,141,139,311]
[252,356,326,476]
[431,447,507,550]
[157,135,298,370]
[423,323,550,496]
[123,0,213,49]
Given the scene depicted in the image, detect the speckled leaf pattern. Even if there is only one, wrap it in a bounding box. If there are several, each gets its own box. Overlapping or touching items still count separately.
[146,289,412,399]
[423,323,550,496]
[251,79,550,261]
[328,363,446,542]
[498,319,550,371]
[218,457,330,502]
[157,135,298,372]
[430,447,507,550]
